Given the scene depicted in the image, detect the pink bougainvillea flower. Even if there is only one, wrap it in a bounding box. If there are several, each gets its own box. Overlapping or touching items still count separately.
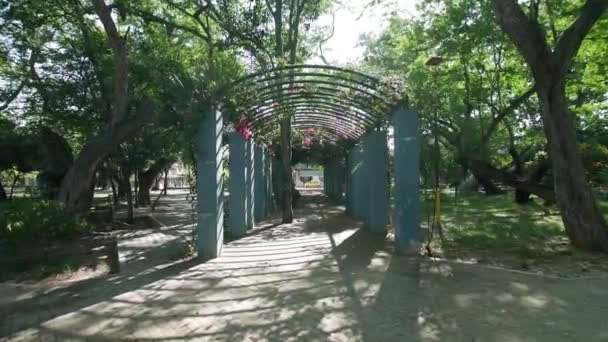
[306,128,315,135]
[235,115,253,140]
[303,137,312,147]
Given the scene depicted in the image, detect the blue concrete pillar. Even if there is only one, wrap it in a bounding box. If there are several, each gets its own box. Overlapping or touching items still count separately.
[326,158,344,203]
[363,129,388,233]
[345,151,353,215]
[350,144,366,220]
[335,159,345,202]
[245,138,255,229]
[228,132,247,237]
[195,108,224,259]
[254,144,266,221]
[323,164,328,196]
[265,148,273,215]
[329,160,336,201]
[393,106,420,254]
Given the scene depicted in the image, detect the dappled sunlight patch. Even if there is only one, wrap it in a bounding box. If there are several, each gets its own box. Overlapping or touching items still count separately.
[420,261,454,277]
[453,293,482,308]
[519,294,549,309]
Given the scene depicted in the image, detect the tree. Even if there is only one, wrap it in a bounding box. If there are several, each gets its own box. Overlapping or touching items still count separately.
[57,0,154,213]
[493,0,608,251]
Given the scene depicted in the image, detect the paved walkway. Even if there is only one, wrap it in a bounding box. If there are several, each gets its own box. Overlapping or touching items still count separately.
[2,193,608,341]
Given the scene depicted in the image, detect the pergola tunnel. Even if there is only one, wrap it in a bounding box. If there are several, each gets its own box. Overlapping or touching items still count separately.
[194,65,421,259]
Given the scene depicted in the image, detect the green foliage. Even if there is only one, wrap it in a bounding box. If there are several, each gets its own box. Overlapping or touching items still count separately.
[0,198,91,244]
[361,0,608,187]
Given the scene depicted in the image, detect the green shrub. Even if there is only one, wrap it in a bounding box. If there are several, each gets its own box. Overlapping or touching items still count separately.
[0,198,91,244]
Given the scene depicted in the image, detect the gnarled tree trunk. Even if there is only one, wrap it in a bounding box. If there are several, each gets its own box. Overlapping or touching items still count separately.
[468,159,555,203]
[0,180,6,201]
[58,102,153,213]
[494,0,608,251]
[538,81,608,250]
[137,158,174,207]
[58,0,153,214]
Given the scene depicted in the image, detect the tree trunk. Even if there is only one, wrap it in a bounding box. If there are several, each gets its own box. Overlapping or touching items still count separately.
[110,178,118,205]
[8,175,18,199]
[280,120,293,223]
[162,169,168,195]
[457,173,480,193]
[0,179,6,201]
[137,158,174,207]
[509,146,532,204]
[58,1,153,214]
[469,159,555,203]
[538,81,608,250]
[493,0,608,252]
[134,170,139,208]
[469,168,503,195]
[118,172,134,224]
[57,100,153,213]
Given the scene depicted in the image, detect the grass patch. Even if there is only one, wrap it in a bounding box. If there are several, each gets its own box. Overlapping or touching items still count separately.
[420,192,608,275]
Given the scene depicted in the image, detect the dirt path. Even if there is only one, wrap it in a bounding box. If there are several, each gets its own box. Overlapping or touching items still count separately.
[2,193,608,341]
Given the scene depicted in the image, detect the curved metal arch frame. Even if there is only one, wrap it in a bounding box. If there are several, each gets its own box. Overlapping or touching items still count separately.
[292,121,361,141]
[248,91,385,119]
[227,64,380,89]
[252,101,379,127]
[252,79,390,106]
[291,115,367,133]
[221,64,394,144]
[254,108,372,135]
[291,125,355,143]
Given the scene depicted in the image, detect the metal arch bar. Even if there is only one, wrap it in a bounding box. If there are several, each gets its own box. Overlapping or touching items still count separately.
[254,84,389,109]
[292,121,362,140]
[226,64,380,91]
[256,119,362,141]
[253,87,382,106]
[252,79,390,105]
[255,113,369,138]
[245,91,386,119]
[243,72,378,93]
[252,100,378,125]
[292,116,367,131]
[254,113,370,138]
[251,98,379,122]
[254,110,372,135]
[292,126,350,143]
[253,106,375,130]
[254,112,368,137]
[292,114,368,131]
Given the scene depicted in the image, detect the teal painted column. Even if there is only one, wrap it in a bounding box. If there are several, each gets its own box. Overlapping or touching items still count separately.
[326,158,343,203]
[245,139,255,229]
[195,108,224,259]
[265,148,273,215]
[363,129,388,233]
[323,164,328,197]
[345,151,353,215]
[335,158,345,202]
[393,106,420,254]
[325,162,333,200]
[228,132,247,237]
[350,144,366,220]
[254,144,266,221]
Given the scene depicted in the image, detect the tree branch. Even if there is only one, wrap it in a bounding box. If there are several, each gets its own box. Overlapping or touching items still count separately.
[481,86,536,145]
[91,0,128,125]
[553,0,608,76]
[493,0,552,73]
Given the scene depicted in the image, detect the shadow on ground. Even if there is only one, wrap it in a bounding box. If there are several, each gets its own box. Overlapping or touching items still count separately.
[2,192,608,341]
